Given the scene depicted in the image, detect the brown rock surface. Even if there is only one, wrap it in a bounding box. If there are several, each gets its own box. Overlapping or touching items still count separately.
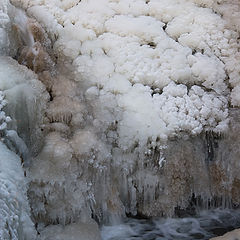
[211,229,240,240]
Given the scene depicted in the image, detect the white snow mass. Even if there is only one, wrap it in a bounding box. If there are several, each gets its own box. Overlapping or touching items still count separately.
[14,0,240,150]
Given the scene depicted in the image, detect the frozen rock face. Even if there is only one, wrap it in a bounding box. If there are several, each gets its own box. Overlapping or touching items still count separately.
[5,0,240,234]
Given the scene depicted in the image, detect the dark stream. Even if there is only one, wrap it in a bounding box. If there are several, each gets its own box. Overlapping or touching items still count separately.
[101,209,240,240]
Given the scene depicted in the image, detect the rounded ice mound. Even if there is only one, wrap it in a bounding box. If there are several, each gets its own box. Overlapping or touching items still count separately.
[19,0,239,150]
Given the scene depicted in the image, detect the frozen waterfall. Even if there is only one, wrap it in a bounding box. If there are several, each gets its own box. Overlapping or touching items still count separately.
[0,0,240,239]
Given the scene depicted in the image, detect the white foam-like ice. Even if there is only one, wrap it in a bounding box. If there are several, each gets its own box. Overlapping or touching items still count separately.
[14,0,240,150]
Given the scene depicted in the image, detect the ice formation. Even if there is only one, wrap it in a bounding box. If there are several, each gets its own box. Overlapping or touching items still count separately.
[13,0,240,215]
[0,56,49,154]
[13,0,239,150]
[0,91,10,131]
[0,60,43,238]
[0,142,36,240]
[0,1,48,238]
[0,0,240,239]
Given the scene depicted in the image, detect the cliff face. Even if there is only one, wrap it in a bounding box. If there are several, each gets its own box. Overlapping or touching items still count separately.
[1,0,240,238]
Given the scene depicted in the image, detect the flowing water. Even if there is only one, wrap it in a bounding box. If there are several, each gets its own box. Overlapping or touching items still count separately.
[101,209,240,240]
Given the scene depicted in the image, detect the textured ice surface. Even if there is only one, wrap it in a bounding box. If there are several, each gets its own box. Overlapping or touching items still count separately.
[0,91,10,131]
[14,0,240,149]
[0,56,48,154]
[0,47,47,240]
[0,0,33,56]
[0,142,36,240]
[0,2,49,238]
